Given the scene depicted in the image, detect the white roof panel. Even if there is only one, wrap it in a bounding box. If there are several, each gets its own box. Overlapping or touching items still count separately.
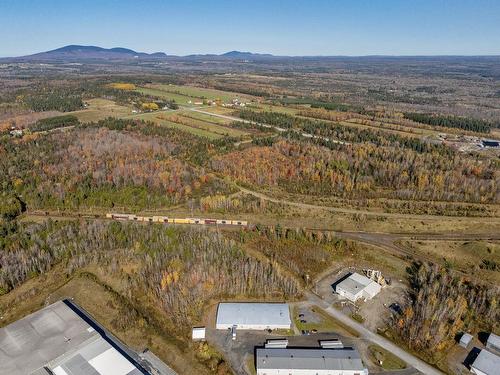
[88,348,136,375]
[216,303,291,327]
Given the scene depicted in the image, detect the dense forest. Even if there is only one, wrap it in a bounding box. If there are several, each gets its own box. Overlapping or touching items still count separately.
[395,262,499,354]
[211,139,498,203]
[22,88,84,112]
[0,118,231,211]
[404,113,495,133]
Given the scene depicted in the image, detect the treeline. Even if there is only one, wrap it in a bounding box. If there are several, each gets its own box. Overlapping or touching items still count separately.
[0,220,298,329]
[395,262,499,354]
[23,89,84,112]
[404,112,495,133]
[30,115,79,132]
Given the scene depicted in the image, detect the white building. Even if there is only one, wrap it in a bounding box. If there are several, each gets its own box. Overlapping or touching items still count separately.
[192,327,206,341]
[486,333,500,353]
[335,273,382,302]
[471,349,500,375]
[216,303,291,330]
[256,347,368,375]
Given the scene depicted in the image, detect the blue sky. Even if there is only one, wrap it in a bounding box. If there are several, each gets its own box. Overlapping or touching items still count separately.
[1,0,499,57]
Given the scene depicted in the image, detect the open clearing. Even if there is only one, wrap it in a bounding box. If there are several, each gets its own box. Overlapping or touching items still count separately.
[70,98,132,122]
[398,240,500,283]
[129,111,223,139]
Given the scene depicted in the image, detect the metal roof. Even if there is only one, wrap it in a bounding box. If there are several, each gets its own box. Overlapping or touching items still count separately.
[0,301,143,375]
[487,332,500,349]
[336,273,375,296]
[256,347,367,371]
[216,303,291,327]
[471,349,500,375]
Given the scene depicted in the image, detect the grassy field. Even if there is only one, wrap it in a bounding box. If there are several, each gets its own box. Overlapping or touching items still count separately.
[146,84,254,103]
[129,111,223,139]
[181,110,233,125]
[172,112,248,137]
[136,87,194,105]
[368,345,407,370]
[399,240,500,284]
[70,98,132,122]
[292,305,360,337]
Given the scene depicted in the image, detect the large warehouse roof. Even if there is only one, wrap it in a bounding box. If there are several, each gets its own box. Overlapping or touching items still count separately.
[471,349,500,375]
[256,347,367,372]
[216,303,291,329]
[0,300,144,375]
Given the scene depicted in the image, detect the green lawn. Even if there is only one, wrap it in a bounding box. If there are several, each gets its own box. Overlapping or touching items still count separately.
[69,98,133,122]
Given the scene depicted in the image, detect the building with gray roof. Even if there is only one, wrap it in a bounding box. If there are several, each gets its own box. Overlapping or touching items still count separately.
[216,303,291,330]
[256,347,368,375]
[335,273,381,302]
[0,300,174,375]
[470,349,500,375]
[486,332,500,353]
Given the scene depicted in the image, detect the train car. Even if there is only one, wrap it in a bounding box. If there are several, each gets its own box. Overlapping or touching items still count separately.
[106,213,113,219]
[173,218,192,224]
[135,216,145,222]
[111,213,130,221]
[231,220,248,226]
[157,216,170,223]
[145,217,154,223]
[188,218,203,224]
[152,216,163,223]
[216,219,230,225]
[204,219,217,225]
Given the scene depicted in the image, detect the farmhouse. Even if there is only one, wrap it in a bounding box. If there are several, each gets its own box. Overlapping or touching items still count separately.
[335,272,382,302]
[256,347,369,375]
[0,300,149,375]
[470,349,500,375]
[215,302,291,330]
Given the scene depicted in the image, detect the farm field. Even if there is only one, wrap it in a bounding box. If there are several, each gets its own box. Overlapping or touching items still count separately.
[129,110,224,139]
[146,83,255,103]
[70,98,133,122]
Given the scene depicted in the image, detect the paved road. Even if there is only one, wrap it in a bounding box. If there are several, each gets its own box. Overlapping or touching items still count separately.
[306,292,444,375]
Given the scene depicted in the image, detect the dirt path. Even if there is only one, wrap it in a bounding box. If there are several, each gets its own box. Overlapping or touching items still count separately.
[237,185,500,221]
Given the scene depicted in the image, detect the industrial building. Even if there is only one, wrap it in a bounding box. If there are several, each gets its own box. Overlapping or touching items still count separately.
[335,272,382,302]
[0,300,174,375]
[470,349,500,375]
[486,333,500,353]
[256,346,369,375]
[215,303,291,330]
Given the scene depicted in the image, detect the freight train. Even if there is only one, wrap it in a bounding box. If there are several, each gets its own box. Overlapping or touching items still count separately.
[105,213,248,227]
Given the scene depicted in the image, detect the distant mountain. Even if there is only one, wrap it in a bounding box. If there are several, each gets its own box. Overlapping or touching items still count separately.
[220,50,274,59]
[7,45,168,61]
[2,45,277,62]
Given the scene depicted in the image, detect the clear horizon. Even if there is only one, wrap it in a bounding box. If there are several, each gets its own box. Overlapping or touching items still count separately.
[1,0,500,57]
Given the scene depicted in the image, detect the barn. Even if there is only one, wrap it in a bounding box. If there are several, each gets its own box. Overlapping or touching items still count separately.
[215,303,291,330]
[335,272,381,302]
